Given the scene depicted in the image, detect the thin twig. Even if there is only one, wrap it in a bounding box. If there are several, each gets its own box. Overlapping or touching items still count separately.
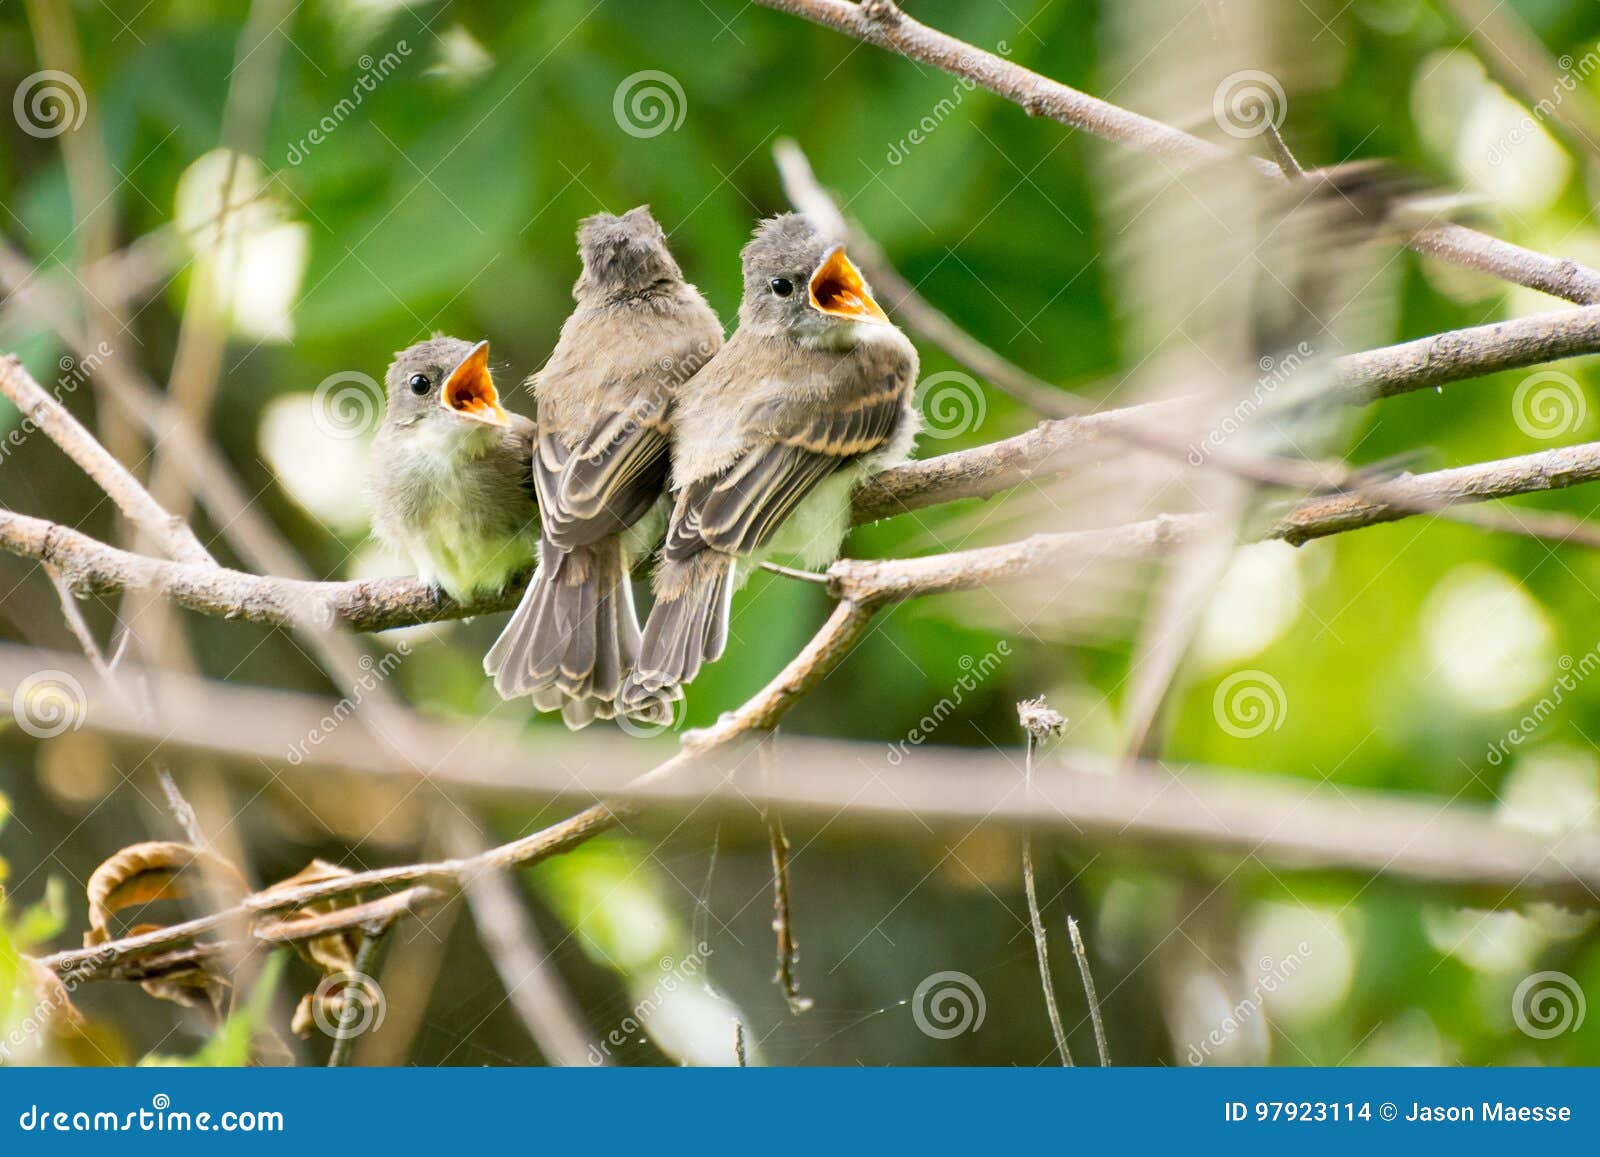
[769,815,808,1014]
[1067,915,1110,1067]
[327,927,390,1068]
[1018,698,1070,1065]
[733,1019,748,1067]
[42,565,210,847]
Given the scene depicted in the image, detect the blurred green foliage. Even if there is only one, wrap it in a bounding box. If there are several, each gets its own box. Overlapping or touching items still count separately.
[1,0,1599,1066]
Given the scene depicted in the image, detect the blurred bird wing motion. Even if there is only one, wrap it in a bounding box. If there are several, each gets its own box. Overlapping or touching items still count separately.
[663,375,907,561]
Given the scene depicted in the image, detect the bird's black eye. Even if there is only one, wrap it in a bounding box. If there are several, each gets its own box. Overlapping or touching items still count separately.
[769,276,795,298]
[408,373,431,395]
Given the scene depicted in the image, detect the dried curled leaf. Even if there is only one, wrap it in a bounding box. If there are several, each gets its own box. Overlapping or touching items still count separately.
[255,859,359,975]
[85,841,247,943]
[257,859,361,1039]
[82,841,247,1016]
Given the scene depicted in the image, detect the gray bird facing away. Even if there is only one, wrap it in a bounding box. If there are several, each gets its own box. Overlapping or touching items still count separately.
[483,206,724,728]
[368,337,540,603]
[620,212,920,714]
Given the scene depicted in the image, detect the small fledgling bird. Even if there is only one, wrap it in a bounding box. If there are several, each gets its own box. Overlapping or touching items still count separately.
[368,337,540,602]
[483,207,723,727]
[621,212,919,711]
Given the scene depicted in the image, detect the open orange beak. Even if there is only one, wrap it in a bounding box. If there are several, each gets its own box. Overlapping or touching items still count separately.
[808,245,889,324]
[441,340,510,428]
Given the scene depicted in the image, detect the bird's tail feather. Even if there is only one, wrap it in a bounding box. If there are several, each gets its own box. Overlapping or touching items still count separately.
[620,553,733,712]
[484,536,639,728]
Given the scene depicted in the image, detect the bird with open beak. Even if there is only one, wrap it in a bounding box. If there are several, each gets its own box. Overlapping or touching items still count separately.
[368,336,540,603]
[483,207,724,728]
[621,212,919,713]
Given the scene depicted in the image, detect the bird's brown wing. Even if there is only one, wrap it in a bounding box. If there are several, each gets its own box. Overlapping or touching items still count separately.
[663,375,907,562]
[539,395,671,550]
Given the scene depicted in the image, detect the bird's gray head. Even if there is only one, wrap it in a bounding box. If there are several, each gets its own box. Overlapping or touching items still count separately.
[575,206,683,301]
[737,212,889,339]
[383,336,510,430]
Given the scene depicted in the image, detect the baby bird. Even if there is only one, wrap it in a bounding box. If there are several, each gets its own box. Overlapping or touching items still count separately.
[368,337,540,602]
[484,207,723,727]
[622,212,919,712]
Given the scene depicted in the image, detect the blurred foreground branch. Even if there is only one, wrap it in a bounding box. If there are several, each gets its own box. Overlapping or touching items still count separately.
[25,625,1600,983]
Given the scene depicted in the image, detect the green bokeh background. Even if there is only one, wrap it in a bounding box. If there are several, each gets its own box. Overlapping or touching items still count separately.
[1,0,1598,1066]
